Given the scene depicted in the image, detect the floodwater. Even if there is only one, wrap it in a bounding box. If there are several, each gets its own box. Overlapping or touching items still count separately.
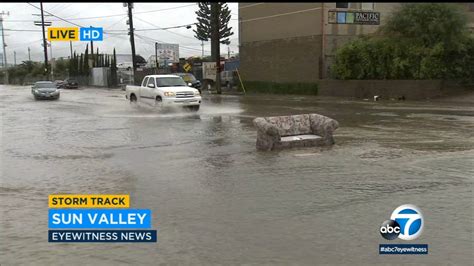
[0,85,472,265]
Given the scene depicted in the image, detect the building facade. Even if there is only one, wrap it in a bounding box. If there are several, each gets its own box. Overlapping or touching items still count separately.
[239,3,474,83]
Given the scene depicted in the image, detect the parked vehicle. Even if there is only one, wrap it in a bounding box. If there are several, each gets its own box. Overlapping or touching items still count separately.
[125,75,202,111]
[54,80,66,89]
[174,73,202,93]
[220,70,238,89]
[201,62,238,90]
[31,81,60,100]
[65,79,79,89]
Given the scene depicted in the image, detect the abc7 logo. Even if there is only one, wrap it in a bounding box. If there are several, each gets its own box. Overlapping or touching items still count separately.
[380,204,424,241]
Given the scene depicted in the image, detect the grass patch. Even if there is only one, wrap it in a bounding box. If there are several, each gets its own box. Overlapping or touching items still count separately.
[239,81,318,95]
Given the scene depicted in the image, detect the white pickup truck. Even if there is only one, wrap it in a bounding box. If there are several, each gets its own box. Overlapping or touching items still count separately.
[125,75,202,111]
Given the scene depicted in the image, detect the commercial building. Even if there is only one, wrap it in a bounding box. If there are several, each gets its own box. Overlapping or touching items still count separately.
[239,3,474,83]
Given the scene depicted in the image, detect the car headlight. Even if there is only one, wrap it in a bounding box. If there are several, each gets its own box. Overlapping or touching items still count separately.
[194,90,200,96]
[164,92,175,97]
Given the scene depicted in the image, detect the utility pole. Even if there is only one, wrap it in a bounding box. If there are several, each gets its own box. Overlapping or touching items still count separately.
[49,41,53,78]
[155,42,158,74]
[211,2,221,94]
[69,41,73,59]
[40,2,49,80]
[28,47,31,61]
[126,2,137,85]
[201,40,204,58]
[13,50,16,66]
[1,11,9,84]
[227,46,230,59]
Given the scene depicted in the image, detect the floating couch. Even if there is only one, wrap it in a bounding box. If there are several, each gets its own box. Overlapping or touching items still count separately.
[253,113,339,151]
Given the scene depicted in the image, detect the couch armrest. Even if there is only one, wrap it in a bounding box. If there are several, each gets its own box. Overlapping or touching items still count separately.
[253,117,280,137]
[309,114,339,138]
[253,117,281,151]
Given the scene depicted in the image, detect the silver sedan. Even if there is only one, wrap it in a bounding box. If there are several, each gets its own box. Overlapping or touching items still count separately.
[31,81,60,100]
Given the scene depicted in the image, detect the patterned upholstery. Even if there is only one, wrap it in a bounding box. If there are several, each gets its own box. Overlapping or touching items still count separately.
[253,113,339,151]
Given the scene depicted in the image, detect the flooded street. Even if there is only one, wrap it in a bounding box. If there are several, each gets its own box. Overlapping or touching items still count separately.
[0,85,472,265]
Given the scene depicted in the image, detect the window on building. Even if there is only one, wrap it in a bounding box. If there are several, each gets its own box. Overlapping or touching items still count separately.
[336,3,349,9]
[361,3,374,10]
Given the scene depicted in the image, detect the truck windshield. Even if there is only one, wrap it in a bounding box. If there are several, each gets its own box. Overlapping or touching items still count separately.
[156,77,187,87]
[177,74,196,82]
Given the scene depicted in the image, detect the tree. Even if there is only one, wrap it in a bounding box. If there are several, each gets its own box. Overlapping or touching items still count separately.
[83,44,89,76]
[194,2,233,44]
[331,3,473,81]
[95,47,99,67]
[194,2,234,94]
[78,54,83,75]
[111,48,118,86]
[134,55,147,67]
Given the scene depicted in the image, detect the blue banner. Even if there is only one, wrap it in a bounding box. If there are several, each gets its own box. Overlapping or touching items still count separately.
[48,230,157,242]
[49,209,151,228]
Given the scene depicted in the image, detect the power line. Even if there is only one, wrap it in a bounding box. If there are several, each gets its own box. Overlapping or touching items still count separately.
[10,3,198,22]
[106,23,197,32]
[134,16,196,41]
[134,33,210,53]
[241,7,322,23]
[3,29,42,32]
[103,16,127,30]
[25,2,122,36]
[26,2,84,27]
[238,3,265,10]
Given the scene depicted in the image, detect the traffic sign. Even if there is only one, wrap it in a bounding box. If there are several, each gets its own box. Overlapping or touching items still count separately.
[183,63,191,72]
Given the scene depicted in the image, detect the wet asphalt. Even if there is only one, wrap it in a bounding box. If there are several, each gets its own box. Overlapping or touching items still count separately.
[0,85,473,265]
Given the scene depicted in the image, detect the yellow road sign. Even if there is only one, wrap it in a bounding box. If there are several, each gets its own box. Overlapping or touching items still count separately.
[183,63,191,72]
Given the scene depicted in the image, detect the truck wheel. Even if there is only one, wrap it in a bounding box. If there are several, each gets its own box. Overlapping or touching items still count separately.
[130,94,137,103]
[155,96,163,110]
[192,105,200,112]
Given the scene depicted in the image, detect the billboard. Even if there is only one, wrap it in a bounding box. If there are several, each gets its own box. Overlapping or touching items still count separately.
[156,43,179,63]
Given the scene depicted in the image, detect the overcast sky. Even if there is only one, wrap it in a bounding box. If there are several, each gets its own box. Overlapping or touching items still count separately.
[0,2,239,63]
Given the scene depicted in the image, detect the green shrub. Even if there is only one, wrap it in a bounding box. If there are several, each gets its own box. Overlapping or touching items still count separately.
[239,81,318,95]
[331,3,474,82]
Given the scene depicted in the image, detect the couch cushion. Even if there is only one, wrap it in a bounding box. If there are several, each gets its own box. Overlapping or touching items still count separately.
[265,114,312,136]
[281,134,321,142]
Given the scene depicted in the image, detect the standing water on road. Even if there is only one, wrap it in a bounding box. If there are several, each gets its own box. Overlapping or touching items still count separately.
[1,85,472,265]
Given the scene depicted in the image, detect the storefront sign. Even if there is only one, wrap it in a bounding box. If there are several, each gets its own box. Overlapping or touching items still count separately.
[328,11,380,25]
